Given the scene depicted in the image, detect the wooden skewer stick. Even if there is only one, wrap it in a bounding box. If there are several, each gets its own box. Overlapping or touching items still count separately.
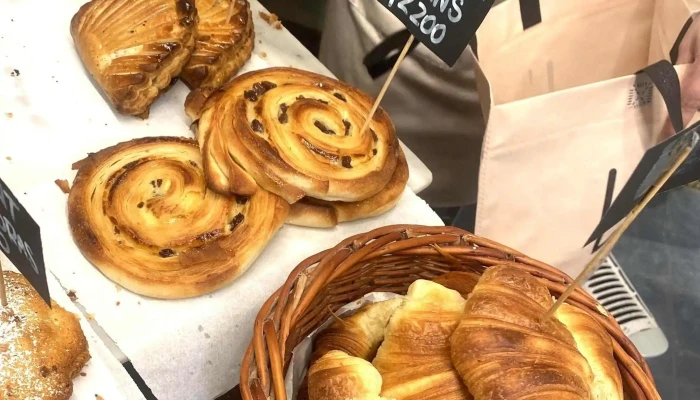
[359,35,415,135]
[543,145,693,321]
[0,259,7,307]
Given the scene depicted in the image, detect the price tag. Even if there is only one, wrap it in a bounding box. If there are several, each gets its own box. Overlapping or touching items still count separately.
[586,123,700,246]
[0,177,49,305]
[377,0,497,66]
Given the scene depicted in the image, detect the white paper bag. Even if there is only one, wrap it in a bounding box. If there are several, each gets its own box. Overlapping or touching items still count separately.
[474,0,698,276]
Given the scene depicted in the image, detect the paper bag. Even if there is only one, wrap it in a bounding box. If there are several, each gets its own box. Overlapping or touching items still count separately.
[474,0,697,277]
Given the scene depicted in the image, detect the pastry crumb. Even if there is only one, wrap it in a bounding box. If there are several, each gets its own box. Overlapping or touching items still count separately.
[67,290,78,302]
[55,179,71,194]
[4,112,12,118]
[115,284,122,292]
[10,69,20,77]
[87,313,95,320]
[259,51,267,58]
[80,372,87,377]
[5,156,11,160]
[95,395,104,400]
[116,301,120,306]
[259,11,282,29]
[138,301,141,305]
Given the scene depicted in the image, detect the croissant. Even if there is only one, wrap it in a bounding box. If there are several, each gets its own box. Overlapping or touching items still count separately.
[431,271,481,300]
[556,304,623,400]
[450,265,594,400]
[372,280,472,400]
[312,298,403,363]
[71,0,198,117]
[308,350,385,400]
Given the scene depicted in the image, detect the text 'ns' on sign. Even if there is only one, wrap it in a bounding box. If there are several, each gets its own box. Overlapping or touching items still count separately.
[0,177,49,306]
[378,0,497,66]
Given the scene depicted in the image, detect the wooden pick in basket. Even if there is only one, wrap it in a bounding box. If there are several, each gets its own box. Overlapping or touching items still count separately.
[543,144,693,320]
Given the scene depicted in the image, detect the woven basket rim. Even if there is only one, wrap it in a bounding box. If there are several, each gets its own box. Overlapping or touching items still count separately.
[240,224,660,400]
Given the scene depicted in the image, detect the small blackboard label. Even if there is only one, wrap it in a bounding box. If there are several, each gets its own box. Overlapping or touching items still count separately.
[586,122,700,246]
[0,177,49,306]
[377,0,497,66]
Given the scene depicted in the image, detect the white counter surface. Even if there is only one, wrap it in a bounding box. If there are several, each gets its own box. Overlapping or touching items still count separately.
[0,1,439,398]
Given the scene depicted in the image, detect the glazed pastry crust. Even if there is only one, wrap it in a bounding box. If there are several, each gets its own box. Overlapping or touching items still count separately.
[286,148,408,227]
[450,266,594,400]
[68,137,288,299]
[70,0,198,117]
[194,67,401,204]
[1,272,90,400]
[182,0,255,118]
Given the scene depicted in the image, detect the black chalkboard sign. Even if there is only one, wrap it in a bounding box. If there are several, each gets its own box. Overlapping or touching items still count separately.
[0,177,49,305]
[586,123,700,246]
[377,0,497,66]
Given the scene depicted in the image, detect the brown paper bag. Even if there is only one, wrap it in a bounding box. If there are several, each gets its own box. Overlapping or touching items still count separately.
[474,0,697,276]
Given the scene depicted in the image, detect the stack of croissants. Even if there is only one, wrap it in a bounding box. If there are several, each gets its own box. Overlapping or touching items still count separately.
[301,266,624,400]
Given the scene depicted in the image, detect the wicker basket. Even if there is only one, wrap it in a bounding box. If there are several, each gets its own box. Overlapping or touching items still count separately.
[240,225,660,400]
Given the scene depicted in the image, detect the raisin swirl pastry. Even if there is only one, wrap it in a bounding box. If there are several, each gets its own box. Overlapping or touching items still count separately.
[182,0,255,118]
[194,68,402,206]
[67,137,288,299]
[70,0,198,117]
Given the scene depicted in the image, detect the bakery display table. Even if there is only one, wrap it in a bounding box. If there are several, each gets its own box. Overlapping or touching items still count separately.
[0,1,440,399]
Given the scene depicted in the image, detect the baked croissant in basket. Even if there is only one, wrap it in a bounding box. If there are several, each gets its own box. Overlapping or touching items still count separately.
[450,265,594,400]
[372,280,472,400]
[312,298,403,363]
[556,304,623,400]
[308,350,385,400]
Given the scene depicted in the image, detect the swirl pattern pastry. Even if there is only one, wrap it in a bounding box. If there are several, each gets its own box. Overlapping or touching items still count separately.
[182,0,254,118]
[195,67,401,204]
[286,148,408,227]
[71,0,198,117]
[68,137,288,299]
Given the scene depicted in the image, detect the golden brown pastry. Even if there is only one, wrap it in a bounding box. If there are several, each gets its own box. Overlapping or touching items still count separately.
[193,67,402,205]
[286,149,408,227]
[312,298,403,363]
[372,280,472,400]
[70,0,198,117]
[308,350,385,400]
[450,265,594,400]
[182,0,254,118]
[557,304,623,400]
[431,271,481,300]
[68,137,288,299]
[0,272,90,400]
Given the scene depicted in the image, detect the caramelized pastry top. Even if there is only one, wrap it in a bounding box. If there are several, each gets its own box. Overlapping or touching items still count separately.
[71,0,198,117]
[194,67,400,204]
[67,137,288,299]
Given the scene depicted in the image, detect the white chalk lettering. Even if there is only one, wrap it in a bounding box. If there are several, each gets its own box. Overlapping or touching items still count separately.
[449,0,463,23]
[432,0,450,12]
[0,231,9,253]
